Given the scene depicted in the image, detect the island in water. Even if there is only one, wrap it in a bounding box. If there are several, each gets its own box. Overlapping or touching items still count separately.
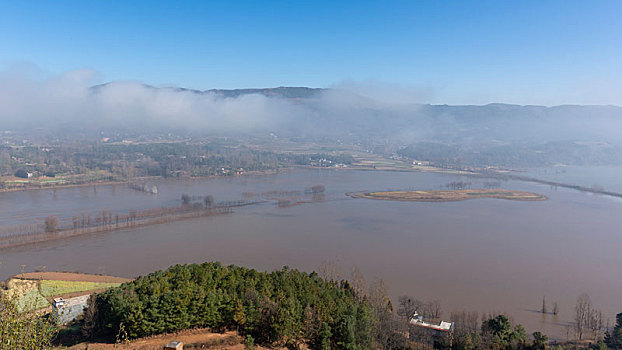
[348,189,547,202]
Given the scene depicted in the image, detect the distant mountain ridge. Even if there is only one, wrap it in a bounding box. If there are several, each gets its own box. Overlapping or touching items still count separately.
[207,86,325,99]
[92,83,326,99]
[91,83,622,110]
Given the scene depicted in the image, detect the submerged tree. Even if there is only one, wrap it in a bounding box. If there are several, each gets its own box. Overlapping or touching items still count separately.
[44,215,59,233]
[575,293,591,341]
[181,194,191,205]
[574,293,604,341]
[203,195,214,208]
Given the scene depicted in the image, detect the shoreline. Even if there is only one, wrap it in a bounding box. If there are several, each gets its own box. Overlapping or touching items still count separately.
[347,189,548,202]
[0,179,130,194]
[0,169,284,194]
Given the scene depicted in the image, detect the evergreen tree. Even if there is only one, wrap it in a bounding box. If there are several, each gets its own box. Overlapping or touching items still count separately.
[605,312,622,349]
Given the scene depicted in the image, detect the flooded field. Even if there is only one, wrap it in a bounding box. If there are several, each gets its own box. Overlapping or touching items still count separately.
[0,168,620,339]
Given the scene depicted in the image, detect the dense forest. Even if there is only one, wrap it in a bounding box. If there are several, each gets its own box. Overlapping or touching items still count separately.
[84,262,376,349]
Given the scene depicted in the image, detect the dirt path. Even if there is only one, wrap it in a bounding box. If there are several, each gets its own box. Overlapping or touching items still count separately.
[62,329,280,350]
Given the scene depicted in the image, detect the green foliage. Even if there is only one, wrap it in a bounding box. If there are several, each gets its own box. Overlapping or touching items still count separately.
[481,315,527,349]
[244,334,255,350]
[39,280,122,297]
[531,331,548,350]
[591,340,609,350]
[605,312,622,349]
[0,291,57,349]
[14,169,29,178]
[85,262,374,348]
[15,289,50,312]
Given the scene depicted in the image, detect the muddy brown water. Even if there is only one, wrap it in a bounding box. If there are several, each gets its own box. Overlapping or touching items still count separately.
[0,169,620,339]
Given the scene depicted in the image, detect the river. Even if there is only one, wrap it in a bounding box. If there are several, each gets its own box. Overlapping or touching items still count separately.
[0,168,620,339]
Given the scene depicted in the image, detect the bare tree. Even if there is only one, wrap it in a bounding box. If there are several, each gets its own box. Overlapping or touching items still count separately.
[350,265,366,300]
[311,184,325,193]
[368,278,408,349]
[317,260,341,282]
[44,215,59,233]
[204,195,214,208]
[72,215,79,230]
[368,278,391,313]
[429,300,443,319]
[575,293,591,340]
[450,310,480,345]
[397,295,422,321]
[588,309,604,341]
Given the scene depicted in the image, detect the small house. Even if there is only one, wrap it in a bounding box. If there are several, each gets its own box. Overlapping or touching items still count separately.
[52,295,89,324]
[165,341,184,350]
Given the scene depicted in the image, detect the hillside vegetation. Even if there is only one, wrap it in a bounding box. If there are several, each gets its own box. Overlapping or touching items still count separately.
[85,263,375,348]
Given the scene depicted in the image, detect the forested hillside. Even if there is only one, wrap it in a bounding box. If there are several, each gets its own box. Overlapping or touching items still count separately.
[84,263,376,348]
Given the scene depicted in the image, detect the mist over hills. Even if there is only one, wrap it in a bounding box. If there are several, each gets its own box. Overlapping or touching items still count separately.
[4,73,622,167]
[87,83,622,143]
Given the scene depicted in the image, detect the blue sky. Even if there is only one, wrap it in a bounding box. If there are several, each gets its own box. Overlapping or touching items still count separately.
[1,0,621,105]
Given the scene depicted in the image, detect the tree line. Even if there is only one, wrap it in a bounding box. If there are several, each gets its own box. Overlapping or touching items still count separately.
[0,142,356,181]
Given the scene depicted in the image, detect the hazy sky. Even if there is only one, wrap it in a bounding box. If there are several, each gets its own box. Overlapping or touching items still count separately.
[1,0,621,106]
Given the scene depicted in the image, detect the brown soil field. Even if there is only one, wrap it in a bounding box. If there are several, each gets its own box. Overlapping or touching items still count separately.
[348,189,547,202]
[13,272,132,283]
[61,329,285,350]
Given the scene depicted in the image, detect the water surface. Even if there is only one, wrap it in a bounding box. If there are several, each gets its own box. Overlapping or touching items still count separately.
[0,169,620,339]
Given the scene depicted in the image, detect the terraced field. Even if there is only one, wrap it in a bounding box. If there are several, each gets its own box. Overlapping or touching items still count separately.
[3,272,131,312]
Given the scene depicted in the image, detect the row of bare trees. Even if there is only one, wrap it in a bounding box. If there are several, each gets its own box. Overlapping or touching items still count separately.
[0,194,242,249]
[575,293,605,342]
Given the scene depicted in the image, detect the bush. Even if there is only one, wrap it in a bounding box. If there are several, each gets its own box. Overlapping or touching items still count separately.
[244,334,255,350]
[14,169,29,178]
[0,291,57,349]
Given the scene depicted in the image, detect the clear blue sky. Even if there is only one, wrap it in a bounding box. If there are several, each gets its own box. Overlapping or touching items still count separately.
[1,0,621,105]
